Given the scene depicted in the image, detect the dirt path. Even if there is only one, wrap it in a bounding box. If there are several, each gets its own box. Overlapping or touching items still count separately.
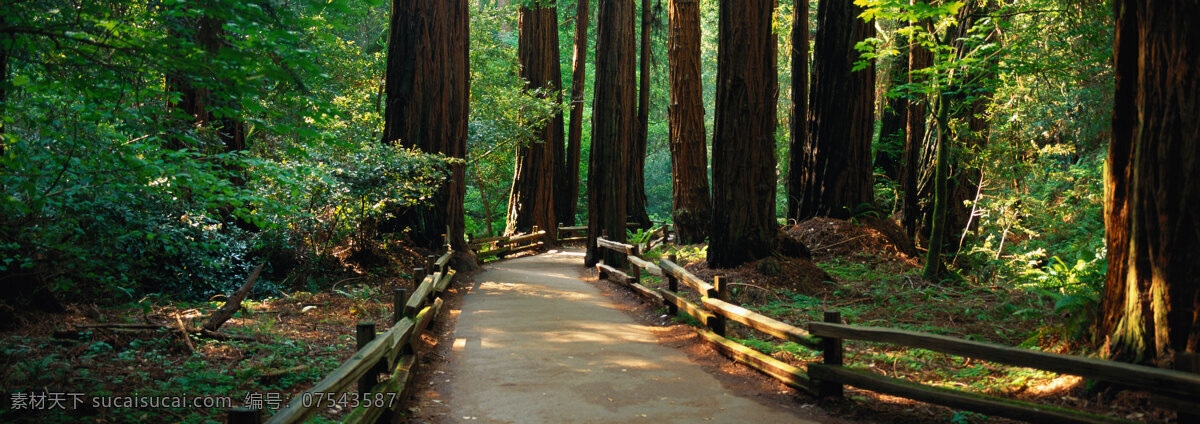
[426,250,818,423]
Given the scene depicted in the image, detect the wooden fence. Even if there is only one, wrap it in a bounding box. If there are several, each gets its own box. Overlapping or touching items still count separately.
[594,238,1200,424]
[467,221,667,262]
[226,247,460,424]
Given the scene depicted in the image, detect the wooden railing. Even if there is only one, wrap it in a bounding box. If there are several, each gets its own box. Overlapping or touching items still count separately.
[469,226,548,261]
[467,221,666,262]
[593,241,1200,423]
[226,248,460,424]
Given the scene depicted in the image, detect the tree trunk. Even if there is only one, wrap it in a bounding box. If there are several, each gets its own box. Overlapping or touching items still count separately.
[666,0,711,244]
[382,0,454,249]
[942,1,997,255]
[0,23,7,154]
[875,44,908,181]
[785,0,810,221]
[1099,0,1200,366]
[447,0,471,254]
[165,14,245,154]
[563,0,590,227]
[507,3,561,242]
[627,0,653,230]
[586,0,636,268]
[923,96,949,281]
[707,0,777,269]
[795,0,875,220]
[901,16,932,238]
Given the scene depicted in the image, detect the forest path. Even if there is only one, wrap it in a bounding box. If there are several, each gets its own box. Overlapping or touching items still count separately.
[435,249,815,423]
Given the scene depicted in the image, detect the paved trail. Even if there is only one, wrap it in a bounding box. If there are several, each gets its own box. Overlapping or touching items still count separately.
[442,250,815,423]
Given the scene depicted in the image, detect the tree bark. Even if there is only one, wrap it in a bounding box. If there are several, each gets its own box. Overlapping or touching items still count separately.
[875,44,908,181]
[667,0,711,244]
[563,0,590,227]
[785,0,810,221]
[627,0,653,229]
[447,0,472,255]
[507,3,561,242]
[1099,0,1200,366]
[901,16,932,238]
[795,0,875,220]
[943,1,997,255]
[382,0,460,250]
[923,96,950,281]
[586,0,637,268]
[165,14,245,154]
[707,0,777,268]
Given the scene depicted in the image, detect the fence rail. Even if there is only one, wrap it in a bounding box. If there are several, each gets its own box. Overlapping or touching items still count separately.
[591,234,1199,423]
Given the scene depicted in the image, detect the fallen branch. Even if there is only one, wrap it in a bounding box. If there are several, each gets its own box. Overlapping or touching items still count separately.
[202,262,266,331]
[175,314,195,353]
[71,323,261,342]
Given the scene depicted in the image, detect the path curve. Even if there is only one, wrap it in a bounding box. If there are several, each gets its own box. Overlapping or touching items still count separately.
[441,249,816,423]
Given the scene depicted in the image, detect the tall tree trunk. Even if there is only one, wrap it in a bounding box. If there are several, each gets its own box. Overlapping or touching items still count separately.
[901,16,932,238]
[563,0,590,227]
[508,4,562,242]
[0,23,8,154]
[1100,0,1200,366]
[785,0,809,221]
[795,0,875,220]
[382,0,453,249]
[875,44,908,181]
[707,0,777,269]
[942,1,998,255]
[446,0,471,255]
[627,0,653,229]
[165,14,245,154]
[586,0,636,268]
[666,0,711,244]
[923,96,949,281]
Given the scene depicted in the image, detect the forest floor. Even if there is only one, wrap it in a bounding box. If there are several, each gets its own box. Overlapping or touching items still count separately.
[630,217,1174,423]
[0,240,439,423]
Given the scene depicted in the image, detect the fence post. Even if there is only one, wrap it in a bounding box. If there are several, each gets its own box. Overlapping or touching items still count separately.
[413,267,426,287]
[817,310,844,398]
[405,268,425,319]
[665,254,679,315]
[426,255,437,274]
[226,407,261,424]
[711,276,727,337]
[393,288,408,325]
[1176,352,1199,422]
[629,245,641,284]
[356,321,378,395]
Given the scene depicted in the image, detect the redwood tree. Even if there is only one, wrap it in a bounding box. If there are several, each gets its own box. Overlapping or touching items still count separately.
[708,0,777,268]
[447,0,470,253]
[627,0,653,229]
[901,19,932,238]
[666,0,711,244]
[794,0,875,220]
[1099,0,1200,365]
[562,0,590,226]
[785,0,809,221]
[382,0,470,252]
[507,2,561,242]
[586,0,636,268]
[165,13,245,154]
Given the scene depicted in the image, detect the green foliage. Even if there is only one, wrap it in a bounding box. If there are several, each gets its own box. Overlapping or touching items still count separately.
[0,0,449,302]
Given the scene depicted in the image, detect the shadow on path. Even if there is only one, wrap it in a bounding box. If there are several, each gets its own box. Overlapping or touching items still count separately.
[440,250,817,423]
